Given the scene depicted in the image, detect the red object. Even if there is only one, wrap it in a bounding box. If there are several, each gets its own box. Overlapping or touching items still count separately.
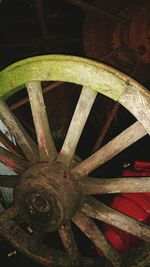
[96,161,150,255]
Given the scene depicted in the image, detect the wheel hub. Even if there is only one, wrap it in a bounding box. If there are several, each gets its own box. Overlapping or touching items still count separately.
[14,162,81,231]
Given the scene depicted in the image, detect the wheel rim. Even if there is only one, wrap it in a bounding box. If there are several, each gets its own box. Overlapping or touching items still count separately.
[0,54,149,267]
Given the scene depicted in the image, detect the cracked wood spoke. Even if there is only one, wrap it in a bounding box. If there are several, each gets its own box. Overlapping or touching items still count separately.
[26,81,57,162]
[0,100,38,163]
[82,197,150,243]
[72,121,147,177]
[57,86,97,167]
[58,222,79,260]
[73,211,122,267]
[0,175,20,188]
[0,147,29,174]
[0,130,23,158]
[80,177,150,195]
[0,206,18,226]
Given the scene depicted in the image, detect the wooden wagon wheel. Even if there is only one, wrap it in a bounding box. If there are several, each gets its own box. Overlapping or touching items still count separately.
[0,55,150,267]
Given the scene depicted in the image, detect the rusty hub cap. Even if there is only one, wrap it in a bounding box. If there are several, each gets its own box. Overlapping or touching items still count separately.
[14,162,81,231]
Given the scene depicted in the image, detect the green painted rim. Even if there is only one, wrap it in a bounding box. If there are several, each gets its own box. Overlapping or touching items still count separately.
[0,54,145,100]
[0,54,150,134]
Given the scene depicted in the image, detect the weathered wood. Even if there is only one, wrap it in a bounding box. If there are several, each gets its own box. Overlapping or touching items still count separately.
[81,197,150,243]
[80,177,150,195]
[0,221,96,267]
[28,229,44,253]
[0,55,126,102]
[57,87,97,166]
[0,222,73,267]
[72,121,147,177]
[0,175,20,188]
[0,206,18,226]
[26,81,57,162]
[0,147,29,174]
[58,222,79,261]
[92,103,120,153]
[0,130,23,158]
[119,83,150,135]
[0,100,38,163]
[73,211,122,267]
[10,82,63,111]
[122,242,150,267]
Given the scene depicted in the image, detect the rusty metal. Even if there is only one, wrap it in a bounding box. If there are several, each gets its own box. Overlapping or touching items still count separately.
[113,0,150,64]
[83,0,150,81]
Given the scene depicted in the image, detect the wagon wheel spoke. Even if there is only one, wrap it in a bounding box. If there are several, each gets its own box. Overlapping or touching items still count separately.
[80,177,150,195]
[0,100,38,163]
[0,221,94,267]
[72,211,122,266]
[0,175,20,188]
[58,221,79,259]
[81,197,150,242]
[123,241,150,267]
[57,87,97,166]
[0,130,23,158]
[26,81,57,162]
[0,147,29,174]
[72,121,147,177]
[0,222,79,267]
[0,206,18,226]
